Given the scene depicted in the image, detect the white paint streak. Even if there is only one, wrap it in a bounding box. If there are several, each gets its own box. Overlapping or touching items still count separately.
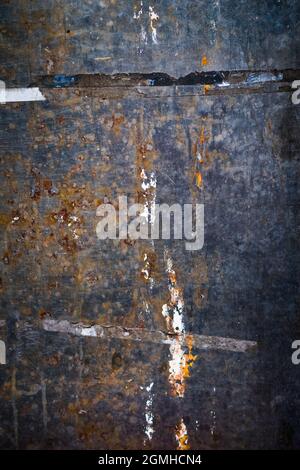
[162,250,186,398]
[141,253,155,289]
[168,340,185,394]
[140,169,157,225]
[210,385,217,437]
[133,1,143,19]
[210,409,217,436]
[144,381,154,444]
[149,6,159,44]
[133,2,159,50]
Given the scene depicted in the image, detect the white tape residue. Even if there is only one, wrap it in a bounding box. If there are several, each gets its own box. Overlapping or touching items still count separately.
[0,85,45,104]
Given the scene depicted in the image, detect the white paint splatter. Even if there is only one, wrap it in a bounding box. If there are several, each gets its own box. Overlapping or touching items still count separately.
[217,81,230,88]
[133,0,143,20]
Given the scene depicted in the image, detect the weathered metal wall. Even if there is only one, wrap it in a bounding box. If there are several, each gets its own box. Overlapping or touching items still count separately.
[1,0,300,83]
[0,0,300,450]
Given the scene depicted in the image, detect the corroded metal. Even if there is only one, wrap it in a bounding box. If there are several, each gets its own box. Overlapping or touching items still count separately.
[1,0,300,451]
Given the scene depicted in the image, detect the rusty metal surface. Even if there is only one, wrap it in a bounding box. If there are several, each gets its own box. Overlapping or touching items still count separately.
[1,0,300,450]
[1,0,300,85]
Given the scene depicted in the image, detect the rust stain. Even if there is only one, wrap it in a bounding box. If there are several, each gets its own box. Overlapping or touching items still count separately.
[195,171,203,188]
[111,113,125,136]
[182,335,198,378]
[175,418,190,450]
[140,250,157,283]
[201,55,208,66]
[162,252,198,399]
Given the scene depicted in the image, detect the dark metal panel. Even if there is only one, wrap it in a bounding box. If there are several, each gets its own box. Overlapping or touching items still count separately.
[1,85,299,449]
[1,1,300,85]
[0,0,300,451]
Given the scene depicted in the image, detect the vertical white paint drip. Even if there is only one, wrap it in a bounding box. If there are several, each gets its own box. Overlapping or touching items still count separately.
[140,164,156,293]
[149,6,159,44]
[133,2,159,51]
[162,251,198,449]
[141,25,148,45]
[162,250,186,398]
[140,168,157,225]
[210,410,217,436]
[210,386,217,437]
[211,0,221,38]
[164,254,185,333]
[139,300,152,325]
[134,1,146,54]
[144,381,155,444]
[138,146,157,445]
[141,252,155,289]
[133,0,143,20]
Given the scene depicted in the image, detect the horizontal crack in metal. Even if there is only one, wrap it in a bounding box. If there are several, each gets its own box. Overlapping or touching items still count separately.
[29,69,299,89]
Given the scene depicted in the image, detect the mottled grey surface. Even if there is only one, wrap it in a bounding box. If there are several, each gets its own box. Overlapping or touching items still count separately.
[0,0,300,451]
[1,0,300,85]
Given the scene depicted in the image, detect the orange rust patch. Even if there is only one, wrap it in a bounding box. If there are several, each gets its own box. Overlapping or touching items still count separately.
[200,127,206,145]
[182,335,198,378]
[195,171,203,188]
[168,337,198,398]
[201,55,208,66]
[38,308,51,320]
[175,418,190,450]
